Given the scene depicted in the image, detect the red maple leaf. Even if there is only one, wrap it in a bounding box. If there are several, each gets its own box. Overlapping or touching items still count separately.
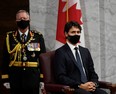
[56,0,83,44]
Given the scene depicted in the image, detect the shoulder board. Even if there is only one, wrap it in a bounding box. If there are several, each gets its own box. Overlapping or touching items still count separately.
[6,31,15,35]
[31,30,42,35]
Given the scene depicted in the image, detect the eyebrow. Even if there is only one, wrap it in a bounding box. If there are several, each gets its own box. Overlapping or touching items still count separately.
[71,30,80,32]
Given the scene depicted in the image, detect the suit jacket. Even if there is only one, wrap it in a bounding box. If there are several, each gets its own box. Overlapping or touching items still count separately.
[1,30,46,89]
[54,43,98,88]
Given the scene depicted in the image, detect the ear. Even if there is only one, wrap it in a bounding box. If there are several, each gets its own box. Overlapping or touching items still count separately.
[65,32,68,37]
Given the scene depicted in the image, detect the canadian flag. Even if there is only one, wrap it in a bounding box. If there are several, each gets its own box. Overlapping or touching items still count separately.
[55,0,85,49]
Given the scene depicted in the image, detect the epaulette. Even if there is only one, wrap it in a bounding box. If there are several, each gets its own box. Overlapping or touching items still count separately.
[6,31,15,35]
[31,30,42,35]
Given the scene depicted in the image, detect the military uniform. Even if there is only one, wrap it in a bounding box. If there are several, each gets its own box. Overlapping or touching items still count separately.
[2,30,46,94]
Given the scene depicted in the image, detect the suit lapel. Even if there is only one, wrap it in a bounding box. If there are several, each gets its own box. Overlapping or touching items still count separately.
[79,46,86,67]
[64,44,79,68]
[79,46,88,75]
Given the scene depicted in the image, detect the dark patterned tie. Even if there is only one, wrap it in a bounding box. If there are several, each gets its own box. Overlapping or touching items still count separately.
[74,47,87,83]
[21,34,26,43]
[21,34,27,62]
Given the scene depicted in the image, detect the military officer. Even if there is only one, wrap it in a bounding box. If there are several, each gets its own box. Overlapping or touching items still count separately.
[1,10,46,94]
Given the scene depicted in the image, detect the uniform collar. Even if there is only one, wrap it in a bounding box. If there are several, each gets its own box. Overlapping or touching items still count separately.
[18,29,29,37]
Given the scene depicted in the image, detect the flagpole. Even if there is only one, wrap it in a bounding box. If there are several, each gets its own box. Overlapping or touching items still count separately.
[66,0,69,22]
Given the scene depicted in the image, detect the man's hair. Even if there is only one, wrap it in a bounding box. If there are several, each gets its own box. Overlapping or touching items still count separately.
[64,21,82,33]
[16,10,30,19]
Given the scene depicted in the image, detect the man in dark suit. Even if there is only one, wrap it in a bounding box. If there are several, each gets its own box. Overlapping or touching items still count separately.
[1,10,46,94]
[54,21,108,94]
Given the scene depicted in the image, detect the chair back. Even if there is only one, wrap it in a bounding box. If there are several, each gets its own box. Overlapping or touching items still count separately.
[39,51,55,84]
[39,51,116,94]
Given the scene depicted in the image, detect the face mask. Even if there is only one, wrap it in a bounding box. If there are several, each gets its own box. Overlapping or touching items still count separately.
[17,20,29,29]
[67,35,80,45]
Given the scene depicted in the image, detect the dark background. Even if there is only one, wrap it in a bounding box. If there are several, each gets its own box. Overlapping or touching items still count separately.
[0,1,29,93]
[0,0,29,66]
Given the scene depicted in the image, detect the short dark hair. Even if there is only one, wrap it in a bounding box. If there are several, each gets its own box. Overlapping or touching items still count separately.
[64,21,82,33]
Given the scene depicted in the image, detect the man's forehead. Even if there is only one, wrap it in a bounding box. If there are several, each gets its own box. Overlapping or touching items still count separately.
[17,12,28,16]
[70,26,80,30]
[16,12,29,19]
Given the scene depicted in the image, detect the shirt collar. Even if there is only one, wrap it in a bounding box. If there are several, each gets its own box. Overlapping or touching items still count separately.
[18,29,29,37]
[67,41,79,50]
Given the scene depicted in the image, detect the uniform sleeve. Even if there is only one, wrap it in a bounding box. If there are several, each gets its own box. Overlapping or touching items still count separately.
[39,34,46,53]
[1,35,10,74]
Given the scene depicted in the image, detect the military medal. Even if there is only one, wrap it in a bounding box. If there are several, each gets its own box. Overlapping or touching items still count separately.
[34,43,40,51]
[31,52,35,57]
[23,56,27,61]
[22,48,25,53]
[23,52,27,61]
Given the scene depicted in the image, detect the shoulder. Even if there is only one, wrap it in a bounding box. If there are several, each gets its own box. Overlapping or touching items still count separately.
[6,31,15,35]
[6,31,16,37]
[79,45,88,50]
[31,30,43,36]
[55,44,68,53]
[79,45,91,54]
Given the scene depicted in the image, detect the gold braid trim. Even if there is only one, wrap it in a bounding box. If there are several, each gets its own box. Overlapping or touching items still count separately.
[6,34,21,67]
[6,31,34,67]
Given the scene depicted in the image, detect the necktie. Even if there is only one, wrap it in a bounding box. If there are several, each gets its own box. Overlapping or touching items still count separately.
[74,47,87,83]
[21,34,27,62]
[21,34,26,43]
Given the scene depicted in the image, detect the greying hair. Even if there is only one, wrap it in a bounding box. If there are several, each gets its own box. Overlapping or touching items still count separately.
[16,10,30,19]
